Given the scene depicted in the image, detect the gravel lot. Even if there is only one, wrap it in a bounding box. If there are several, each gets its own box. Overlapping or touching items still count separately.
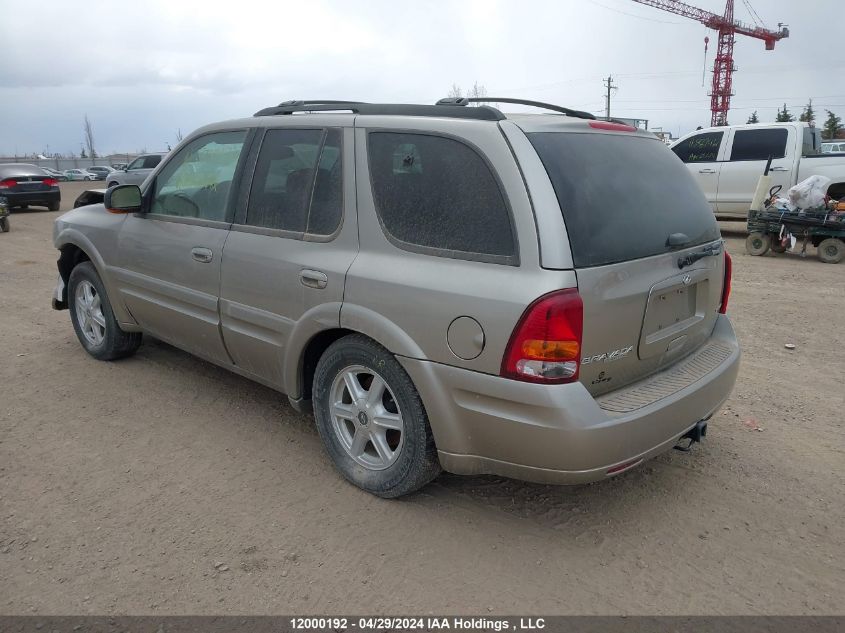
[1,181,843,615]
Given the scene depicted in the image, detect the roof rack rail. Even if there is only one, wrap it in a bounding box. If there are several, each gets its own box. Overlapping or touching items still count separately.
[436,97,596,120]
[277,100,367,107]
[254,101,505,121]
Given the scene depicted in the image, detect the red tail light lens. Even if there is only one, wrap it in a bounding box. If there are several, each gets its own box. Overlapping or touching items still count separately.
[0,179,16,189]
[501,289,584,384]
[719,250,732,314]
[43,178,58,187]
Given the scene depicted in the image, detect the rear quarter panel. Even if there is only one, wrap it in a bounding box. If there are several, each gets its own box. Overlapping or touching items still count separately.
[344,117,577,375]
[797,156,845,191]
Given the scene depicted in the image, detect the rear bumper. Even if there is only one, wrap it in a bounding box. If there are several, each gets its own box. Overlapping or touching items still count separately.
[3,189,60,207]
[399,314,740,485]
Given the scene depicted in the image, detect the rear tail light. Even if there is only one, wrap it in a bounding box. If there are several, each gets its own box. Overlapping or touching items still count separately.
[719,250,732,314]
[43,178,58,187]
[501,289,584,384]
[0,179,16,189]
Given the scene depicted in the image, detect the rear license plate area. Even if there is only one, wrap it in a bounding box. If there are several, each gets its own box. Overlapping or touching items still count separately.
[644,285,697,339]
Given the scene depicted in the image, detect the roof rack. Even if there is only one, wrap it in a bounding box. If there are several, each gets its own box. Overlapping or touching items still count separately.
[254,100,506,121]
[437,97,596,120]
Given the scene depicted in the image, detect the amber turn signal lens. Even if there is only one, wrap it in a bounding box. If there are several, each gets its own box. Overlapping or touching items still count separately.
[520,339,580,361]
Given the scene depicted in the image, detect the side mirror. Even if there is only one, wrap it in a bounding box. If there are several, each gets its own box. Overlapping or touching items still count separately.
[104,184,142,214]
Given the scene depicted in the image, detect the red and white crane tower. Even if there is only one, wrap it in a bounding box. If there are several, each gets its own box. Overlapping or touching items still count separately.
[631,0,789,126]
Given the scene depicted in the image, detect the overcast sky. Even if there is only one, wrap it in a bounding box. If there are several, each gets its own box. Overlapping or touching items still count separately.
[1,0,841,156]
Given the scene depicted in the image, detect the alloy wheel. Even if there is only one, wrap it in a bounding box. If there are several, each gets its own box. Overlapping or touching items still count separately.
[74,279,106,346]
[330,365,404,470]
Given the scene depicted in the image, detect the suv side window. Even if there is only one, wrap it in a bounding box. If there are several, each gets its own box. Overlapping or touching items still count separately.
[671,131,723,163]
[126,157,144,170]
[730,128,788,161]
[149,130,247,222]
[367,132,515,262]
[245,128,342,236]
[143,155,163,169]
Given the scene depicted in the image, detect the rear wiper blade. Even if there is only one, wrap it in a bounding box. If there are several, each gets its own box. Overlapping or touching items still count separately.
[678,243,722,269]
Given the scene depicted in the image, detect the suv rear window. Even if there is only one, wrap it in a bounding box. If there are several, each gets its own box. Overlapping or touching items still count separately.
[529,132,720,268]
[367,132,516,263]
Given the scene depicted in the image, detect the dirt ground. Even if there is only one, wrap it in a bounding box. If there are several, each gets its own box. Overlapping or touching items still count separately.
[1,181,843,615]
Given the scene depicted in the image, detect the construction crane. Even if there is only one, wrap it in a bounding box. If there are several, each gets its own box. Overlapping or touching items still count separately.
[631,0,789,127]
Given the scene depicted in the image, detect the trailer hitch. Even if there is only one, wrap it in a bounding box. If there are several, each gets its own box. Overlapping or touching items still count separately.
[674,420,708,452]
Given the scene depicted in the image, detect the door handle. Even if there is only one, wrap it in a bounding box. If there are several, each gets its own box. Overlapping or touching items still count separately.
[770,166,788,172]
[300,269,328,289]
[191,247,213,263]
[698,168,716,174]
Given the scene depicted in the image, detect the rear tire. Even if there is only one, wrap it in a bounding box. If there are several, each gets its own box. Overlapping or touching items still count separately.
[0,217,9,232]
[746,232,771,256]
[48,201,60,211]
[817,238,844,264]
[68,262,142,360]
[312,334,441,498]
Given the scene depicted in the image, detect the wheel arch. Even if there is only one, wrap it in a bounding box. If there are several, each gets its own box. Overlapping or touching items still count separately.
[826,182,845,200]
[54,231,136,326]
[284,304,427,409]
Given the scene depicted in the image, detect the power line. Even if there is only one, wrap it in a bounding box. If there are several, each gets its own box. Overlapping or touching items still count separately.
[583,0,681,24]
[613,95,845,104]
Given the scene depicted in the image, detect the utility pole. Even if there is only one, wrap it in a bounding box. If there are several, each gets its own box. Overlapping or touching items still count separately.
[603,75,618,120]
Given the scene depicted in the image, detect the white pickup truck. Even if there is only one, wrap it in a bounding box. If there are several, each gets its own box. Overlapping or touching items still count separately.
[671,122,845,218]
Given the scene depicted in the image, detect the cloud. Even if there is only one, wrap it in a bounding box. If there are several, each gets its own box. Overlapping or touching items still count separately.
[1,0,840,154]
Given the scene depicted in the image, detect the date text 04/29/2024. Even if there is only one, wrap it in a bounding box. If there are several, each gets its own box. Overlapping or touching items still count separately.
[290,616,547,631]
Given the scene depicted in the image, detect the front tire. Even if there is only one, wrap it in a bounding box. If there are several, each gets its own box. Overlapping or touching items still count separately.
[817,238,844,264]
[68,262,142,360]
[312,334,441,498]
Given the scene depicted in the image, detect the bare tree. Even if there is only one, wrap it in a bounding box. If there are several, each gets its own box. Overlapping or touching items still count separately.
[175,128,184,143]
[446,82,487,105]
[467,81,488,106]
[83,115,96,163]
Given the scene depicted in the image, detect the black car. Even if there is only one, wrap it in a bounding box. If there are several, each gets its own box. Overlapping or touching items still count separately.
[0,163,61,210]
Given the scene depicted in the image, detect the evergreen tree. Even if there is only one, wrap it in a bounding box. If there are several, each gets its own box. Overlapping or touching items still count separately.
[775,103,795,122]
[799,99,815,124]
[822,110,843,140]
[746,111,759,124]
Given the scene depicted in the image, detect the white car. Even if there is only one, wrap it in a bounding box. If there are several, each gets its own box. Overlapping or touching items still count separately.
[64,169,98,181]
[821,142,845,154]
[671,122,845,218]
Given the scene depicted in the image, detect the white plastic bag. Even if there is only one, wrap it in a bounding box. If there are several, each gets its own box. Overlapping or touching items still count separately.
[787,175,831,210]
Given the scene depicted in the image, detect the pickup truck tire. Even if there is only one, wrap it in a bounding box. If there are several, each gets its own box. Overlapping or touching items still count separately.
[746,232,771,256]
[817,238,844,264]
[68,262,142,360]
[0,217,9,232]
[312,334,441,498]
